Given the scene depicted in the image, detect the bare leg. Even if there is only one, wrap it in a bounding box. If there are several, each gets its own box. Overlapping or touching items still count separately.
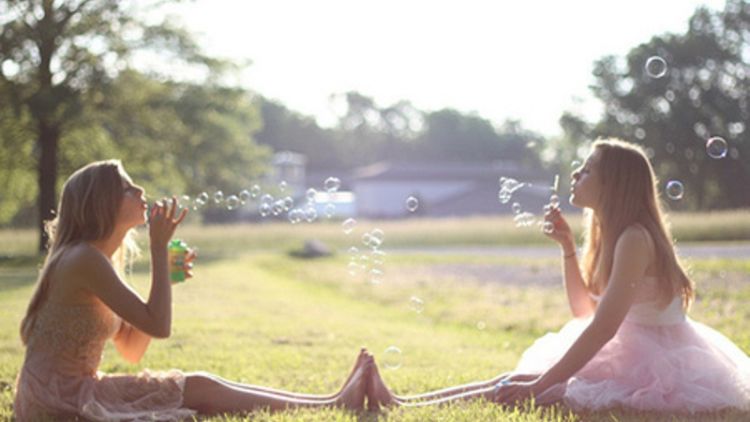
[367,359,538,408]
[182,358,369,414]
[215,349,370,400]
[397,372,539,402]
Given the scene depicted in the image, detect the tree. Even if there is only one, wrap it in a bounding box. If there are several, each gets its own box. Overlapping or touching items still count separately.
[0,0,220,251]
[588,1,750,210]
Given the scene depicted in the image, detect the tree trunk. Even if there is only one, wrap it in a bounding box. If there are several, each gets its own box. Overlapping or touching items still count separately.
[37,122,59,253]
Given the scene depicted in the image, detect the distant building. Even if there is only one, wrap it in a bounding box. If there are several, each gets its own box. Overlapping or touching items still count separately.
[350,161,563,218]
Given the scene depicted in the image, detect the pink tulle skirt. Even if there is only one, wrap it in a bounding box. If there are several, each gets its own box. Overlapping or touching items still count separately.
[515,317,750,413]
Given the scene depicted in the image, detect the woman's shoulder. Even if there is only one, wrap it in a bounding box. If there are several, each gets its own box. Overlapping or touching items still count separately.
[55,243,110,278]
[617,223,655,252]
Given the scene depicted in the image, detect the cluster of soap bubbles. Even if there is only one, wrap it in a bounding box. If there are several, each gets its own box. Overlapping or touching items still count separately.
[345,225,386,285]
[644,56,733,202]
[498,177,526,204]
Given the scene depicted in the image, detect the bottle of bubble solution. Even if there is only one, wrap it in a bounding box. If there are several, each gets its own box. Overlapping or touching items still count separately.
[168,239,189,283]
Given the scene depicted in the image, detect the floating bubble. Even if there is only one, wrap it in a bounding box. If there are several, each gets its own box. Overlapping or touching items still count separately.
[324,177,341,192]
[362,233,373,247]
[213,191,224,204]
[324,203,336,218]
[180,195,190,204]
[226,195,240,210]
[304,206,318,222]
[288,208,302,224]
[239,190,251,204]
[706,136,728,159]
[383,346,402,370]
[511,202,522,215]
[409,296,424,314]
[197,192,209,205]
[666,180,684,200]
[259,203,271,217]
[645,56,668,78]
[514,212,536,227]
[347,262,361,277]
[542,221,555,234]
[282,196,294,211]
[250,184,261,198]
[406,196,419,212]
[498,189,512,204]
[342,218,356,234]
[549,194,560,208]
[370,228,385,243]
[271,201,285,216]
[369,268,384,285]
[348,246,359,256]
[278,180,287,191]
[260,194,274,206]
[477,321,486,330]
[571,160,582,169]
[306,188,317,203]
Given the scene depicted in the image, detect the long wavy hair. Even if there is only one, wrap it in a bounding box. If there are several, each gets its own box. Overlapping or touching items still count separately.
[20,160,139,345]
[580,139,694,310]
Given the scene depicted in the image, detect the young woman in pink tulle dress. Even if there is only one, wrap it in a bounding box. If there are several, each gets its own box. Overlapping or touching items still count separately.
[366,138,750,413]
[14,160,371,421]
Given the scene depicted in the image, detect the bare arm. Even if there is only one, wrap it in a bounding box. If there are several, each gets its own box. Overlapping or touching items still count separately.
[544,207,595,318]
[113,321,152,363]
[65,200,186,339]
[534,226,650,392]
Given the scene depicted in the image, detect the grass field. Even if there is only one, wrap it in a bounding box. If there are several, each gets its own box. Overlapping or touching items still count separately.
[0,213,749,421]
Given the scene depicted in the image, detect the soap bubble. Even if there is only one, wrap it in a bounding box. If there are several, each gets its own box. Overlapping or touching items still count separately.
[180,195,190,204]
[250,185,261,198]
[369,268,384,285]
[270,201,284,216]
[239,190,251,204]
[370,228,385,243]
[362,233,373,247]
[324,177,341,192]
[542,221,555,234]
[282,196,294,211]
[549,194,560,208]
[511,202,522,215]
[476,321,486,330]
[213,191,224,204]
[383,346,402,370]
[259,203,271,217]
[348,246,359,256]
[406,196,419,212]
[304,206,318,222]
[409,296,424,314]
[666,180,684,200]
[324,203,336,218]
[278,180,287,191]
[305,188,317,203]
[706,136,728,159]
[288,208,302,224]
[260,194,274,206]
[571,160,582,169]
[197,192,209,205]
[645,56,668,78]
[498,189,512,204]
[226,195,240,210]
[347,262,361,277]
[342,218,356,234]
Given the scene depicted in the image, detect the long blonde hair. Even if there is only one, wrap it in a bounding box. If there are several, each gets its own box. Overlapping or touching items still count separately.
[20,160,139,345]
[580,139,694,309]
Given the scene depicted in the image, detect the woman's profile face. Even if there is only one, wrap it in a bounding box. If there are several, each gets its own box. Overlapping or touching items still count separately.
[116,173,148,228]
[570,149,602,210]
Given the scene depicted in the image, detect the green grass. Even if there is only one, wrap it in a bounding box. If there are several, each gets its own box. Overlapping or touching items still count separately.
[1,210,749,258]
[0,220,749,421]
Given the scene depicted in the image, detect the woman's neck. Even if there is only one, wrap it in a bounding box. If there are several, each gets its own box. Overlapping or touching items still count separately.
[90,227,128,258]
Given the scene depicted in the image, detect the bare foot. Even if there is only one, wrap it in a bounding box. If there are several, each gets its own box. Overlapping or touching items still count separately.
[367,357,398,410]
[335,358,370,410]
[336,348,369,396]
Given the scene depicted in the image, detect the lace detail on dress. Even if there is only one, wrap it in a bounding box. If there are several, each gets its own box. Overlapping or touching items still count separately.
[25,300,120,376]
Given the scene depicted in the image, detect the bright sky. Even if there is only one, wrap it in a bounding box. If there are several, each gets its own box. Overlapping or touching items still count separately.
[164,0,725,137]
